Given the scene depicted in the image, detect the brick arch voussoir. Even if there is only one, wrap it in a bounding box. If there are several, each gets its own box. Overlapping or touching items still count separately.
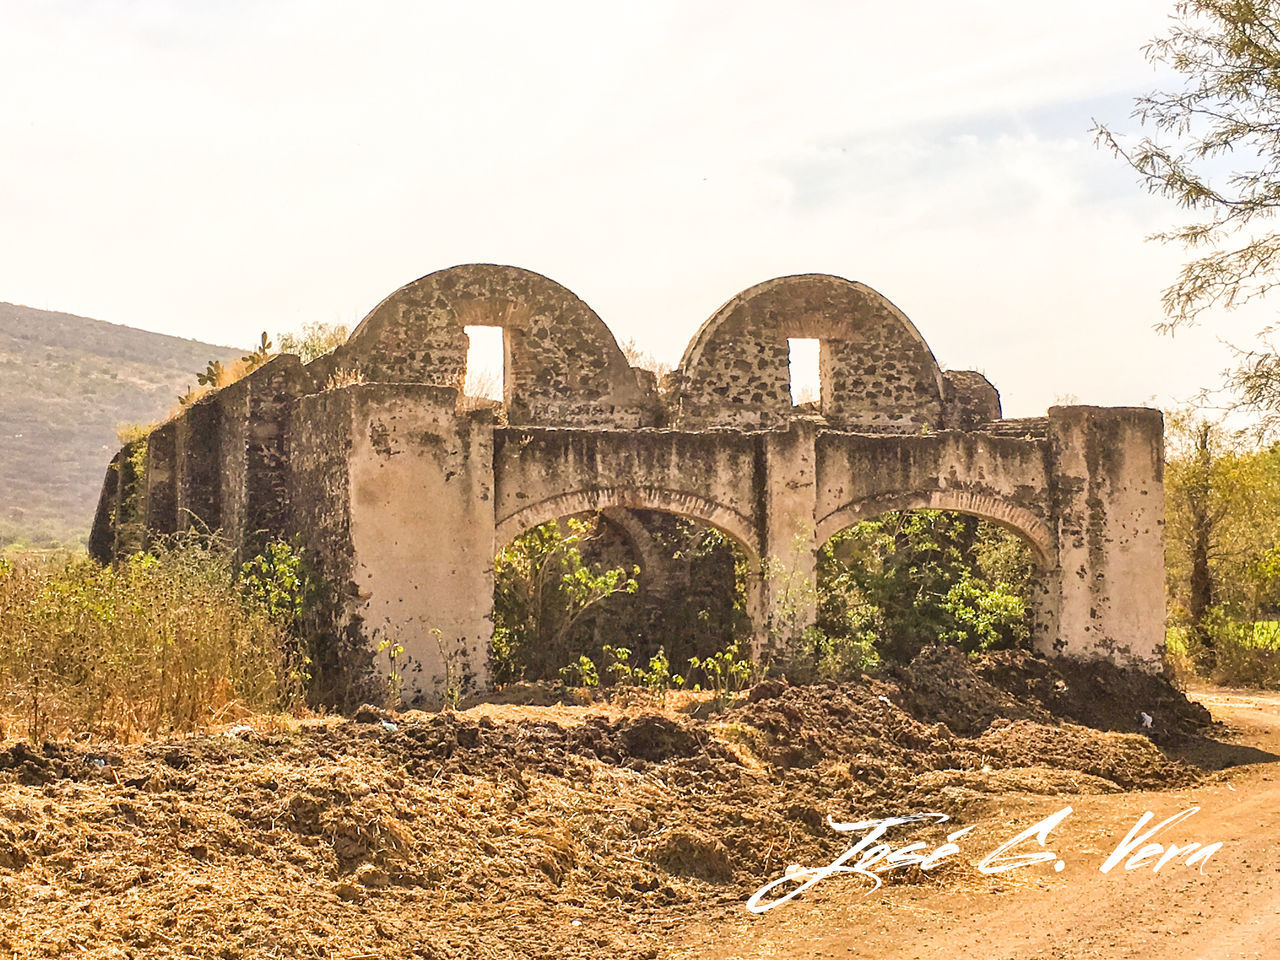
[815,490,1052,565]
[495,487,761,562]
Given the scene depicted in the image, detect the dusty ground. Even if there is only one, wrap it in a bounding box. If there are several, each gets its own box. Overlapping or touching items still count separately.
[676,684,1280,960]
[0,649,1271,959]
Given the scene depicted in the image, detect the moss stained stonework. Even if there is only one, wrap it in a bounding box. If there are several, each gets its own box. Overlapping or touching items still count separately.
[90,265,1166,704]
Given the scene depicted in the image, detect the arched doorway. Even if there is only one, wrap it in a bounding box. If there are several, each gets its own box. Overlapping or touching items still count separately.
[800,506,1051,678]
[490,507,754,684]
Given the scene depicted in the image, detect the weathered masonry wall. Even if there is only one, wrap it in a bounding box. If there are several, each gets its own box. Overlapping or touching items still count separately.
[285,388,364,703]
[99,355,311,560]
[673,276,953,431]
[90,264,1167,704]
[1049,407,1165,664]
[333,265,649,427]
[343,385,496,699]
[492,429,763,557]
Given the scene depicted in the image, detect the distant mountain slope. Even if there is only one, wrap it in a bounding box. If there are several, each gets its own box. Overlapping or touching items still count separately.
[0,303,239,548]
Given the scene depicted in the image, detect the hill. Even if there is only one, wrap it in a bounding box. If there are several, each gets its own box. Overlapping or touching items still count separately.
[0,302,239,548]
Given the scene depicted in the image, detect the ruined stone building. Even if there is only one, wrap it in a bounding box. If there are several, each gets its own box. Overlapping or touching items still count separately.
[90,266,1165,702]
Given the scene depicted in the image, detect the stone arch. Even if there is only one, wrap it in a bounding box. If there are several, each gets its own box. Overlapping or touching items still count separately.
[675,274,947,431]
[338,264,646,426]
[814,489,1053,564]
[597,507,676,600]
[494,485,761,564]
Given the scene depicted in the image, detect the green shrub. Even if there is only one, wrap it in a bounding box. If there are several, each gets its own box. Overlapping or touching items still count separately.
[1166,611,1280,687]
[816,510,1035,663]
[491,517,638,683]
[786,625,880,683]
[597,644,684,695]
[687,640,756,704]
[558,654,599,688]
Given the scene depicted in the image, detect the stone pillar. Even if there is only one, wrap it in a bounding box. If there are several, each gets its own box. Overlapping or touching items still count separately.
[144,421,179,543]
[1048,406,1165,668]
[203,356,310,561]
[346,385,496,704]
[757,420,820,660]
[175,397,222,535]
[242,356,308,561]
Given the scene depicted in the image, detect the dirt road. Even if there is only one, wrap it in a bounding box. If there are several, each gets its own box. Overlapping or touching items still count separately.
[675,687,1280,960]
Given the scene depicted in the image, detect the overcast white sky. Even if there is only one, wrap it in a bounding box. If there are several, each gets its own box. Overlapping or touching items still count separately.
[2,0,1269,416]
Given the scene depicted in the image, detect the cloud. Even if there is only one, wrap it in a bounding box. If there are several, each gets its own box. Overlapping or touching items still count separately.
[1,0,1242,417]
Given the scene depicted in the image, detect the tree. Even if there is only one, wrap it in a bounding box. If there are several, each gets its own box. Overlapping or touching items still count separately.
[1164,415,1228,665]
[1164,410,1280,671]
[817,510,1036,663]
[1097,2,1280,325]
[1096,2,1280,426]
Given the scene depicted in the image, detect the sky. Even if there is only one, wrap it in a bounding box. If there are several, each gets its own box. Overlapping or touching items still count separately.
[2,0,1271,417]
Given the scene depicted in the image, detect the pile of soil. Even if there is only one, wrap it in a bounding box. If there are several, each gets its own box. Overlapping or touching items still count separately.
[884,646,1211,739]
[0,649,1216,959]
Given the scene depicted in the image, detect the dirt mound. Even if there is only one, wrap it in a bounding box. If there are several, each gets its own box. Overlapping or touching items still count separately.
[649,830,734,882]
[886,646,1056,734]
[971,648,1213,738]
[973,719,1188,790]
[883,646,1211,739]
[0,650,1225,959]
[732,647,1208,783]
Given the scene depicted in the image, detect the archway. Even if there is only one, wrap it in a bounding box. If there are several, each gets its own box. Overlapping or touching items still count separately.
[490,504,756,684]
[494,485,761,562]
[815,490,1052,565]
[805,501,1054,675]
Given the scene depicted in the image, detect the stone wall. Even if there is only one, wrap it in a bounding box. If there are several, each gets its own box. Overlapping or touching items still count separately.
[943,370,1002,428]
[174,396,222,535]
[142,421,178,541]
[333,264,652,428]
[1048,406,1166,665]
[88,264,1169,702]
[285,387,366,703]
[674,275,949,431]
[343,384,496,700]
[491,427,764,558]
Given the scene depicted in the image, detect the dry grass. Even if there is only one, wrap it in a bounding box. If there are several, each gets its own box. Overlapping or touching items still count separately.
[0,541,303,742]
[324,366,365,389]
[167,355,264,417]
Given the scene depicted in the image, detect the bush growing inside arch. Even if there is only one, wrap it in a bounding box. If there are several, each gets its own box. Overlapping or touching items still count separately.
[491,517,639,684]
[813,509,1035,667]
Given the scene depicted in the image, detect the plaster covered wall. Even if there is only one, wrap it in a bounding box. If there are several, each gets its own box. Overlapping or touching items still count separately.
[344,385,496,700]
[1048,406,1166,664]
[89,264,1168,703]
